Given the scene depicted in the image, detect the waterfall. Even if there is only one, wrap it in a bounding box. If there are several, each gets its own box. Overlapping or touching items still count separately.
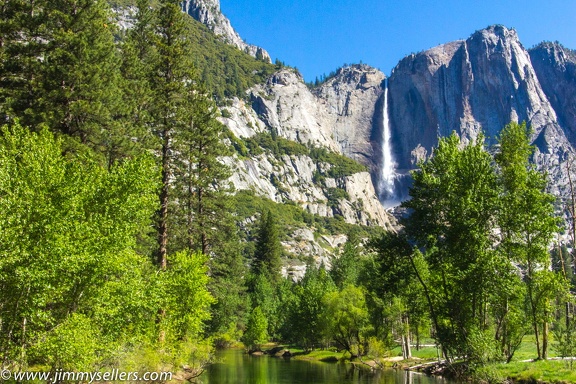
[379,79,397,206]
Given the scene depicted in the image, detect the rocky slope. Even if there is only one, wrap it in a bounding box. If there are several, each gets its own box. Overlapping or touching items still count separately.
[218,66,394,273]
[388,25,574,200]
[181,0,270,62]
[247,64,386,163]
[177,0,395,241]
[221,67,393,230]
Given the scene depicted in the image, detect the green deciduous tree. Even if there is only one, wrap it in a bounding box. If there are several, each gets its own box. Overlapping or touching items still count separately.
[496,121,562,360]
[289,266,336,350]
[159,251,214,343]
[400,123,566,363]
[242,306,268,351]
[402,132,501,361]
[0,122,158,369]
[366,233,428,359]
[323,285,371,358]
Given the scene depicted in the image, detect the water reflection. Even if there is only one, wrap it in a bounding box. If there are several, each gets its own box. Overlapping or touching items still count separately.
[199,349,450,384]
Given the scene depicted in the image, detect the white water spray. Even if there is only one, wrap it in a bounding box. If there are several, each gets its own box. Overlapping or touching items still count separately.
[379,80,397,205]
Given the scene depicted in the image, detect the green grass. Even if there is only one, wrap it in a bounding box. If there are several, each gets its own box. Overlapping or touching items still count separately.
[476,359,576,383]
[501,334,562,362]
[291,349,345,362]
[473,335,576,383]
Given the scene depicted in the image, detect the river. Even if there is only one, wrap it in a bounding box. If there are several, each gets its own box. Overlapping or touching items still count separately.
[198,349,453,384]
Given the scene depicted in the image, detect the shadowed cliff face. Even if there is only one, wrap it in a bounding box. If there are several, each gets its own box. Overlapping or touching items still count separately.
[387,25,574,200]
[530,42,576,145]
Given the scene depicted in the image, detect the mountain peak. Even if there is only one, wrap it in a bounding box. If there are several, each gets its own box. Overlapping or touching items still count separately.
[181,0,270,62]
[471,24,518,40]
[530,41,576,65]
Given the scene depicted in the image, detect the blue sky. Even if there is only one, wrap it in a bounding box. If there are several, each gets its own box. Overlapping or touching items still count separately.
[219,0,576,81]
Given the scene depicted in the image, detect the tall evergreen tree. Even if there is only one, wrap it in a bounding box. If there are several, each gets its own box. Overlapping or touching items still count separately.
[0,0,126,163]
[119,0,157,159]
[172,90,232,254]
[0,0,48,123]
[252,210,282,283]
[330,231,361,289]
[144,0,198,268]
[124,1,247,344]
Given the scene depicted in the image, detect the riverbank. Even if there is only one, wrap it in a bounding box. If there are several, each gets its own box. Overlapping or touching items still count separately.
[471,359,576,383]
[252,343,576,384]
[408,357,576,383]
[256,344,441,369]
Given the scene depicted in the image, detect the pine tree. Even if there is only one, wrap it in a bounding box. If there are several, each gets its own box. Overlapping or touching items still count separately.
[172,90,232,254]
[330,231,361,289]
[0,0,47,122]
[172,95,248,340]
[145,0,198,268]
[252,210,282,283]
[0,0,129,165]
[119,0,157,158]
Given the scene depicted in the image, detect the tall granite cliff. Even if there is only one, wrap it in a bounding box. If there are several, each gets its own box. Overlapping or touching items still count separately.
[387,25,574,199]
[248,65,386,166]
[109,3,576,268]
[222,66,393,230]
[217,66,394,273]
[219,24,576,228]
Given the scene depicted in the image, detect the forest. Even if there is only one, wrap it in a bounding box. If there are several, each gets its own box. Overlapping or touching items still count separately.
[0,0,575,381]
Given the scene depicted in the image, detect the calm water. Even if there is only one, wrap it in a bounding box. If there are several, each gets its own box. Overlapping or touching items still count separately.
[199,349,453,384]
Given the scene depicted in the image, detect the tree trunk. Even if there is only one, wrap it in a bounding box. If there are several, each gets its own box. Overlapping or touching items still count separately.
[157,127,170,270]
[542,318,548,360]
[186,146,194,250]
[20,317,26,365]
[527,262,541,359]
[403,316,412,359]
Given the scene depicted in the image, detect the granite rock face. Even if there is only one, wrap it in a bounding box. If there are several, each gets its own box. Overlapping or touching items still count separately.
[181,0,270,62]
[388,25,574,199]
[248,69,339,151]
[222,144,393,230]
[313,65,386,171]
[220,66,393,230]
[529,42,576,145]
[207,22,576,262]
[215,65,395,270]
